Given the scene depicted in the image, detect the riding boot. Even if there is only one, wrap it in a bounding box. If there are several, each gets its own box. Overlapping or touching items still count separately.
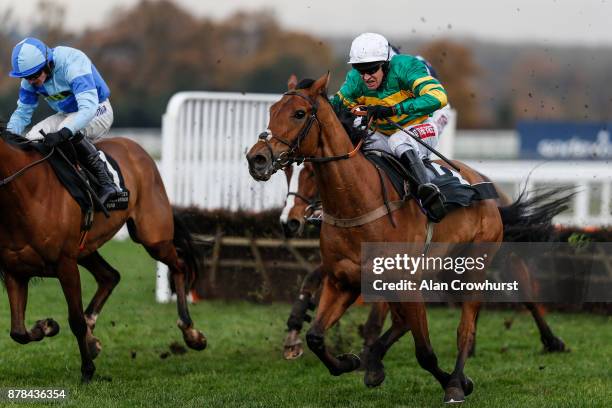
[399,149,447,223]
[72,136,121,204]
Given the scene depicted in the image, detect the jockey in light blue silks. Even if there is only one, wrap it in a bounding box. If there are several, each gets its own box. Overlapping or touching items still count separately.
[7,37,121,204]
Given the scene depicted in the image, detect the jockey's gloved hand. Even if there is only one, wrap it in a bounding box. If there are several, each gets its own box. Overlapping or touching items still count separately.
[366,105,396,122]
[44,127,73,147]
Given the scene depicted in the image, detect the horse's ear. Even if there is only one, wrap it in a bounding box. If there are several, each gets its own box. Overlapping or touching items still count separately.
[287,74,298,91]
[311,72,330,96]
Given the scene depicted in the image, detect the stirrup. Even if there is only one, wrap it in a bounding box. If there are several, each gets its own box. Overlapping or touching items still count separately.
[418,183,441,207]
[97,185,120,204]
[418,184,447,223]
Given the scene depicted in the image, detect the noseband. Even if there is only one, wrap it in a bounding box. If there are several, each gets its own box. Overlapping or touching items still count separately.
[257,91,363,170]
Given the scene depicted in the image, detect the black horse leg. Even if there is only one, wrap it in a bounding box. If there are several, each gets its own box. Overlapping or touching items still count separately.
[524,302,566,352]
[56,258,98,382]
[360,302,389,347]
[445,301,480,403]
[305,275,360,376]
[397,302,452,399]
[145,241,207,351]
[284,265,322,359]
[363,321,409,387]
[79,251,121,332]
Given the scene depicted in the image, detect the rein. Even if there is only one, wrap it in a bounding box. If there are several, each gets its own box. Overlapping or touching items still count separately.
[0,141,54,186]
[286,191,316,207]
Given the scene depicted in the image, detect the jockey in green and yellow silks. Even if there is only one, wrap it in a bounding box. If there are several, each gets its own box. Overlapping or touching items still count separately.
[330,32,451,223]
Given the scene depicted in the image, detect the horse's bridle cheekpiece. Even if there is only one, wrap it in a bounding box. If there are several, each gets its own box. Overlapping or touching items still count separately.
[258,91,363,171]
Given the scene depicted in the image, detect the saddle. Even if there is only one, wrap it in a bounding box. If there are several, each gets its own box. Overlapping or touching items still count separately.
[4,133,129,215]
[363,149,498,213]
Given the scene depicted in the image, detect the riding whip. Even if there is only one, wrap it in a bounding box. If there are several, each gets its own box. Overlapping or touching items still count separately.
[383,117,461,172]
[351,105,460,172]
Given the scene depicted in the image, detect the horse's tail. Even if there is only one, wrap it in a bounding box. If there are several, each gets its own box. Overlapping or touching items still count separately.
[498,186,576,242]
[172,208,205,289]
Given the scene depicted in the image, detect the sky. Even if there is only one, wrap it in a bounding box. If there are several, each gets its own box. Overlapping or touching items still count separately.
[1,0,611,46]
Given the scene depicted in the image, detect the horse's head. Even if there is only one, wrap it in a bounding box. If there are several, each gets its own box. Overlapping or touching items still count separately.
[280,162,318,237]
[246,73,330,181]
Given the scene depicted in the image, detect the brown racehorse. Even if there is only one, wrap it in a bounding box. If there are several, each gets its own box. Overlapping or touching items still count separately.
[0,131,206,382]
[247,74,564,403]
[280,161,567,365]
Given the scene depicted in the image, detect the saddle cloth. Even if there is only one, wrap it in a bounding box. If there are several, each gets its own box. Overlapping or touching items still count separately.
[363,150,498,212]
[5,133,129,213]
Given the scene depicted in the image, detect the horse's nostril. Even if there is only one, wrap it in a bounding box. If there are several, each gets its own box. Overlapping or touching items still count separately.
[253,154,269,169]
[287,219,301,233]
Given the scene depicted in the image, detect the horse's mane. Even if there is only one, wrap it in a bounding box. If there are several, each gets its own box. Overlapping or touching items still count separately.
[0,129,36,150]
[296,78,367,146]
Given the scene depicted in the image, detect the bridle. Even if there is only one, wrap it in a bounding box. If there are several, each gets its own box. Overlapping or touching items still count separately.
[257,90,363,171]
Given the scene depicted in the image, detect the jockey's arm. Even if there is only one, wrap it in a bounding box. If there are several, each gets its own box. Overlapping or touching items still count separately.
[329,70,362,112]
[7,83,38,135]
[61,49,101,134]
[62,88,98,134]
[393,57,448,122]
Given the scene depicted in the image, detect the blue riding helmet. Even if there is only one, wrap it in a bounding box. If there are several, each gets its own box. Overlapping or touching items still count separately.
[9,37,52,78]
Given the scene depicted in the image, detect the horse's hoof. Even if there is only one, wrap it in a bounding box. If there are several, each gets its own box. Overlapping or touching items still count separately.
[335,353,361,374]
[81,373,94,384]
[284,344,304,360]
[88,337,102,360]
[283,330,304,360]
[283,341,304,360]
[40,319,60,337]
[543,336,566,353]
[81,366,95,384]
[443,386,465,404]
[183,328,207,351]
[462,376,474,396]
[364,367,385,388]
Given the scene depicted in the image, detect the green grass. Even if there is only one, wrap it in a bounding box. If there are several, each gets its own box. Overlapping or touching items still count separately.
[0,240,610,407]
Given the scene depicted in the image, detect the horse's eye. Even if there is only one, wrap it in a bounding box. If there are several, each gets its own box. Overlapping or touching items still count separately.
[294,110,306,119]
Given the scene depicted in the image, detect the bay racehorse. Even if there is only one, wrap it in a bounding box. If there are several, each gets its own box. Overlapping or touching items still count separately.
[0,131,206,382]
[280,161,568,366]
[247,74,567,403]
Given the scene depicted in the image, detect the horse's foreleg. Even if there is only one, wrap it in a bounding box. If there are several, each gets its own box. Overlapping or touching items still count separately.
[284,265,323,360]
[305,275,360,376]
[79,252,121,332]
[5,273,59,344]
[146,241,207,351]
[446,301,480,403]
[397,302,452,399]
[363,309,408,388]
[361,302,389,347]
[56,258,99,382]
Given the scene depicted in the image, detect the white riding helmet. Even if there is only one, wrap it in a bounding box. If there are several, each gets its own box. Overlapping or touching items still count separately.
[348,33,391,64]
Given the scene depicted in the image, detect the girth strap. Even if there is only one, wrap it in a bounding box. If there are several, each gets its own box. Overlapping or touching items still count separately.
[321,200,406,228]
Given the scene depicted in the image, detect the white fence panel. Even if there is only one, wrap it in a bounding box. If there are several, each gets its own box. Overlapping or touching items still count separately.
[158,92,290,302]
[161,91,288,212]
